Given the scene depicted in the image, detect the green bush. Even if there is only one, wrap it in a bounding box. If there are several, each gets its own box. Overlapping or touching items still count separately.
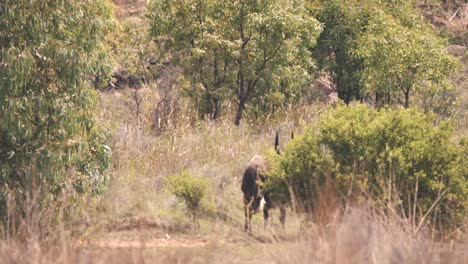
[268,104,467,228]
[166,171,210,226]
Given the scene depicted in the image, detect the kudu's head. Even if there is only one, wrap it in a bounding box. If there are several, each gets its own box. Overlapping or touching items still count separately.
[257,129,295,209]
[274,129,294,155]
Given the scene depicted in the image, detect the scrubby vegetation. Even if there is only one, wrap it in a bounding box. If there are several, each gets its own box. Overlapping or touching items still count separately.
[0,0,467,263]
[267,104,467,229]
[166,170,212,227]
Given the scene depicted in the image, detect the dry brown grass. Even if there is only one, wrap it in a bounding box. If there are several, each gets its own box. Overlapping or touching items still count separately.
[112,0,147,17]
[444,4,468,39]
[1,203,466,263]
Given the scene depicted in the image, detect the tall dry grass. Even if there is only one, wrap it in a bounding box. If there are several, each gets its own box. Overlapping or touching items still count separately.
[112,0,147,17]
[444,4,468,39]
[2,196,466,263]
[95,85,303,228]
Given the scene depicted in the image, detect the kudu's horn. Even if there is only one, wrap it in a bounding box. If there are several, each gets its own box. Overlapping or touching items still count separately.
[275,131,280,155]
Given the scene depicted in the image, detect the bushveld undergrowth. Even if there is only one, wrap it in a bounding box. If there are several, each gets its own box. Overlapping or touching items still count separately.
[1,80,466,263]
[1,66,466,263]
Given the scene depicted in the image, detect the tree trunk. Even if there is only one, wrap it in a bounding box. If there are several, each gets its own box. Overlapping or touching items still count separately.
[235,99,246,126]
[375,90,384,108]
[404,88,410,108]
[213,96,221,120]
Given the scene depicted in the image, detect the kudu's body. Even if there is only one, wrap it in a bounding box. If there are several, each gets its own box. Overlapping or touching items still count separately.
[241,155,265,232]
[241,131,293,232]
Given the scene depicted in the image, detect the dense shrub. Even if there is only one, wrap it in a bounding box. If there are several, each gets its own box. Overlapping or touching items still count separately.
[166,171,210,226]
[268,104,467,228]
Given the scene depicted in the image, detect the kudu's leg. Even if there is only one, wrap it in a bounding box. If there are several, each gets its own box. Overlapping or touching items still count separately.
[244,196,254,232]
[244,203,249,232]
[263,205,269,229]
[195,214,200,229]
[248,208,254,233]
[279,206,286,229]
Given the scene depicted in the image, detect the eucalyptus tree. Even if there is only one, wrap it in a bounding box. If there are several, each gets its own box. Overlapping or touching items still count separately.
[0,0,114,221]
[148,0,322,124]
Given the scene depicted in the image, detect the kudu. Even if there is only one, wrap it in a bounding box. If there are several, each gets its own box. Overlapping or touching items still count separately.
[241,130,294,232]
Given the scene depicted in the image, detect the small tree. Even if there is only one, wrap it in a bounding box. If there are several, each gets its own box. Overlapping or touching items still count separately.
[147,0,322,124]
[166,171,209,228]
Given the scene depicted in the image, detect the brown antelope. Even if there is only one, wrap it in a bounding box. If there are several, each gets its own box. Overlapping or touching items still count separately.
[241,155,266,232]
[241,130,293,232]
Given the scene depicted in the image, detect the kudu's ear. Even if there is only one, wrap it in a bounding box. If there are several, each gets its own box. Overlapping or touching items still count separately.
[275,131,280,155]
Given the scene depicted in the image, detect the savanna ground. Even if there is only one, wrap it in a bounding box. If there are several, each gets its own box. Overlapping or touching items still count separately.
[1,1,467,263]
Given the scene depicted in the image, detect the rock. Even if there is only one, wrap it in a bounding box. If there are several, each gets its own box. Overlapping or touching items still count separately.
[327,92,339,105]
[315,74,336,95]
[446,45,466,57]
[314,73,340,104]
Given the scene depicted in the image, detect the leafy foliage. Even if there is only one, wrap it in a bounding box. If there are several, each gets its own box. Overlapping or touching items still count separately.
[0,0,114,221]
[311,0,369,104]
[147,0,322,124]
[268,104,467,228]
[354,8,459,111]
[166,171,210,225]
